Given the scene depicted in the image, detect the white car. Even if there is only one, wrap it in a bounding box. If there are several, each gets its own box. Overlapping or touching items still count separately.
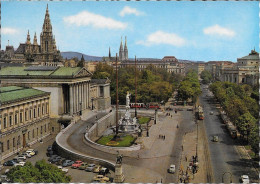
[57,166,69,173]
[168,164,175,173]
[17,155,26,160]
[240,175,250,184]
[14,161,26,167]
[26,149,35,156]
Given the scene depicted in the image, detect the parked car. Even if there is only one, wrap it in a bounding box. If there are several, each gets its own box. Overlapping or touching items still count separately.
[99,167,110,175]
[46,150,54,157]
[56,158,66,166]
[48,155,58,161]
[93,175,109,182]
[14,161,26,167]
[12,158,20,163]
[78,163,88,170]
[71,160,83,169]
[17,155,26,161]
[85,163,96,172]
[240,175,250,184]
[50,156,62,164]
[168,164,175,173]
[3,160,16,166]
[57,166,69,173]
[26,149,35,156]
[93,165,102,173]
[4,169,10,174]
[62,160,74,167]
[34,150,38,155]
[21,152,31,158]
[47,145,53,152]
[210,111,214,115]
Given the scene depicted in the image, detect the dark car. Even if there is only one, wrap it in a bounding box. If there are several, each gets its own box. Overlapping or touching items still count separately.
[62,160,74,167]
[3,160,16,166]
[48,155,58,162]
[46,151,54,157]
[56,158,66,166]
[99,167,110,175]
[34,150,38,155]
[12,158,19,163]
[47,145,53,152]
[50,156,62,163]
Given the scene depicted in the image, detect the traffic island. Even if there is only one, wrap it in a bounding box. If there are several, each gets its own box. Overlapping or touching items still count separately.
[96,134,137,147]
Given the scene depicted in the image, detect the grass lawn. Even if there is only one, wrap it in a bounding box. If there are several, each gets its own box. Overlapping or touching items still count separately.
[96,135,136,147]
[138,117,151,124]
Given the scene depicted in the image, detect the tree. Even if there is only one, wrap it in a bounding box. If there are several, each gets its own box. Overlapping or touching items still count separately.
[77,55,85,67]
[7,160,71,183]
[236,112,256,139]
[248,125,259,156]
[200,70,212,84]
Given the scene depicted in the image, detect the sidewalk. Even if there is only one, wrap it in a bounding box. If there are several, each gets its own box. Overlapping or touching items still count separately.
[178,123,207,183]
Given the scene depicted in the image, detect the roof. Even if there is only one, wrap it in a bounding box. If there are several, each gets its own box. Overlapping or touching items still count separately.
[0,86,49,104]
[91,78,111,84]
[238,50,259,60]
[0,66,92,78]
[14,44,26,54]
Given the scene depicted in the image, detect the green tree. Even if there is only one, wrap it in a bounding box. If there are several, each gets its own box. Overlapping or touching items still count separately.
[77,55,85,67]
[236,112,256,138]
[248,125,259,156]
[200,70,212,84]
[7,160,71,183]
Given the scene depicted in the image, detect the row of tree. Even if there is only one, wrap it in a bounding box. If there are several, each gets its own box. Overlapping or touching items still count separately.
[7,160,71,183]
[209,81,259,154]
[200,70,213,84]
[92,63,184,105]
[177,70,201,103]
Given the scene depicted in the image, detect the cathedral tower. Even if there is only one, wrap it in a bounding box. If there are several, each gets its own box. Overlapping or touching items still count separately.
[119,37,124,61]
[124,36,128,60]
[40,4,57,62]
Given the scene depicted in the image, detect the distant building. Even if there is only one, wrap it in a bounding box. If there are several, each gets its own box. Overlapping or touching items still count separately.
[0,86,51,161]
[0,5,63,66]
[184,62,205,76]
[215,49,259,85]
[119,36,128,61]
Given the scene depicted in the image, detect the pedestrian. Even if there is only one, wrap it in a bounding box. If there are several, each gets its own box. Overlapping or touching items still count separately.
[161,178,162,183]
[182,145,183,151]
[180,178,183,183]
[164,135,166,140]
[185,155,187,162]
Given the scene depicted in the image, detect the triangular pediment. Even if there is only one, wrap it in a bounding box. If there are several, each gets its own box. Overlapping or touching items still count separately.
[74,67,92,77]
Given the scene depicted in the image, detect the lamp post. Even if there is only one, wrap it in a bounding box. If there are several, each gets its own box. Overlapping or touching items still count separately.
[146,122,149,137]
[154,108,157,124]
[196,120,198,162]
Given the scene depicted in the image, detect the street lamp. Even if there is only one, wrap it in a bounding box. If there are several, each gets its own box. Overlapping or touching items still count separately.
[146,122,149,137]
[154,108,157,124]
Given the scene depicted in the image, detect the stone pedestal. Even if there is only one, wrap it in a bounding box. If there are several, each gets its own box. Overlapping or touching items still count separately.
[113,164,125,183]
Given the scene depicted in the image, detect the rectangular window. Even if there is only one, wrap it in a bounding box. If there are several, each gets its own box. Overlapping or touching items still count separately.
[33,129,35,138]
[44,124,46,132]
[13,138,15,147]
[20,112,23,123]
[18,135,20,146]
[46,104,49,114]
[9,116,12,126]
[38,107,40,117]
[34,109,36,118]
[42,105,45,115]
[28,131,30,140]
[4,117,7,129]
[7,140,10,150]
[15,114,18,125]
[1,142,4,152]
[37,128,39,136]
[25,111,28,121]
[30,110,32,120]
[41,126,43,135]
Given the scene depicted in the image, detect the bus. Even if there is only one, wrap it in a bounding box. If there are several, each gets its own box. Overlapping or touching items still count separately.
[198,106,204,120]
[226,122,238,139]
[148,102,160,109]
[130,103,145,108]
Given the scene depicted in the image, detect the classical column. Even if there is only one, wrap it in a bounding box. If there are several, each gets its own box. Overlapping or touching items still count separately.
[84,82,87,109]
[87,81,90,108]
[73,84,76,113]
[69,84,73,116]
[76,84,79,112]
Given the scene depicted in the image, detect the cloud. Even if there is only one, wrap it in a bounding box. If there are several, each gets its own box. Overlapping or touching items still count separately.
[203,24,235,37]
[63,11,127,30]
[2,27,19,35]
[119,6,145,17]
[136,31,186,47]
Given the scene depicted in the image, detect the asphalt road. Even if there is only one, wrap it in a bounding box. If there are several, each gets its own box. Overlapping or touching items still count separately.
[200,84,258,183]
[165,110,196,183]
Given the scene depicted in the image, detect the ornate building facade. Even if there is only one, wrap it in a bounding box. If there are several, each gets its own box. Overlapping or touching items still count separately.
[0,5,62,65]
[0,86,51,161]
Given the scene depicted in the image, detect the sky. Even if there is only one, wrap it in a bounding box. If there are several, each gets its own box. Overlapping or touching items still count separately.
[1,1,259,62]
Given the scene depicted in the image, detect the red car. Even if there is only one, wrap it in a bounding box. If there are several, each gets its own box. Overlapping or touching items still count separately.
[71,160,83,169]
